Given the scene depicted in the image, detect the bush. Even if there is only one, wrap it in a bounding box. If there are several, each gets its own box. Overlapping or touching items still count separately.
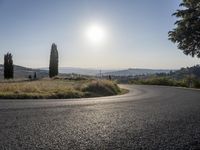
[193,79,200,88]
[82,80,121,97]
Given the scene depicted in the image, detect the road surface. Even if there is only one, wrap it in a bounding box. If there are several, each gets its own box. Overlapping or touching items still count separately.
[1,85,200,150]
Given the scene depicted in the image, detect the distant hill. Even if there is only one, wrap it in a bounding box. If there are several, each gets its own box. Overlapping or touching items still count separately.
[59,67,115,76]
[42,67,115,76]
[0,65,48,79]
[0,64,173,79]
[57,67,171,76]
[103,68,171,76]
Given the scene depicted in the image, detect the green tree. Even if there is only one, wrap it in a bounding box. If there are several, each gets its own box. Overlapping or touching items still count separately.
[4,53,14,79]
[49,43,59,78]
[169,0,200,57]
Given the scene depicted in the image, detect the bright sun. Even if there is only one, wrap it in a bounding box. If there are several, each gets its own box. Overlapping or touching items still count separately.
[85,24,106,45]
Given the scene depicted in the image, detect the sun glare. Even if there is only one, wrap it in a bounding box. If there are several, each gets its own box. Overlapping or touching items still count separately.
[85,23,106,45]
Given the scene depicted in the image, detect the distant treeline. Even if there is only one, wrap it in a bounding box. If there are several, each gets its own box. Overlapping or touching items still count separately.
[130,65,200,88]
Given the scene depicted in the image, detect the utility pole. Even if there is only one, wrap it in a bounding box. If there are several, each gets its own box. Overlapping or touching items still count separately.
[99,70,102,79]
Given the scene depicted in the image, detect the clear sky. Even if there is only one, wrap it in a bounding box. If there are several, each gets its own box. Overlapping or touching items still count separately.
[0,0,199,69]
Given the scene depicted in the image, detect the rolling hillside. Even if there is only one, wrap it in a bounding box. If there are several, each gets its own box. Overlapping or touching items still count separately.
[0,65,172,79]
[0,65,48,79]
[103,68,171,76]
[56,67,171,76]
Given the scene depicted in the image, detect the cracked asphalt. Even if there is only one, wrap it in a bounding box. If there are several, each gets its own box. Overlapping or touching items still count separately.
[1,85,200,150]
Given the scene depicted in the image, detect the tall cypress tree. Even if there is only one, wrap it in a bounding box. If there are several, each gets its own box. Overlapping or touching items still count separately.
[4,53,14,79]
[49,43,59,78]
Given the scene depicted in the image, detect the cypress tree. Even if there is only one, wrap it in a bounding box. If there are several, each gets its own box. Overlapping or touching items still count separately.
[4,53,14,79]
[49,43,59,78]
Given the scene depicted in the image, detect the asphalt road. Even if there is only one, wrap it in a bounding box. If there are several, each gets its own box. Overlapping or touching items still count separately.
[1,85,200,150]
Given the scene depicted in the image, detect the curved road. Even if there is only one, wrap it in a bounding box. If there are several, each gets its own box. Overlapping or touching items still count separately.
[1,85,200,149]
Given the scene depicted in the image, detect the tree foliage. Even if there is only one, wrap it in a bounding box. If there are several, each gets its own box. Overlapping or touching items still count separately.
[4,53,14,79]
[49,43,59,78]
[169,0,200,57]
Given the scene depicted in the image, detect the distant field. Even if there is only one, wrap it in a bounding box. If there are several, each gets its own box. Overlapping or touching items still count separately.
[0,78,124,99]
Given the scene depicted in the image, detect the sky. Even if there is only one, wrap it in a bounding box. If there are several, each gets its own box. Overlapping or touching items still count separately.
[0,0,199,69]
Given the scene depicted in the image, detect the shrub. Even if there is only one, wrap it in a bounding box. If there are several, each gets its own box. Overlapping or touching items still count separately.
[82,80,121,96]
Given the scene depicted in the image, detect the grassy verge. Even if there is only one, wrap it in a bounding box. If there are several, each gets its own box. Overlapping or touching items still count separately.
[131,76,200,88]
[0,78,124,99]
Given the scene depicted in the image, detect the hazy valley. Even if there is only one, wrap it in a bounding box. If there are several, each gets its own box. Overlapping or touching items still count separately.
[0,64,171,79]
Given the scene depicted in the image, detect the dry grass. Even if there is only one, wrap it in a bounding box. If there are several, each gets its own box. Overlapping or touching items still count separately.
[0,78,122,99]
